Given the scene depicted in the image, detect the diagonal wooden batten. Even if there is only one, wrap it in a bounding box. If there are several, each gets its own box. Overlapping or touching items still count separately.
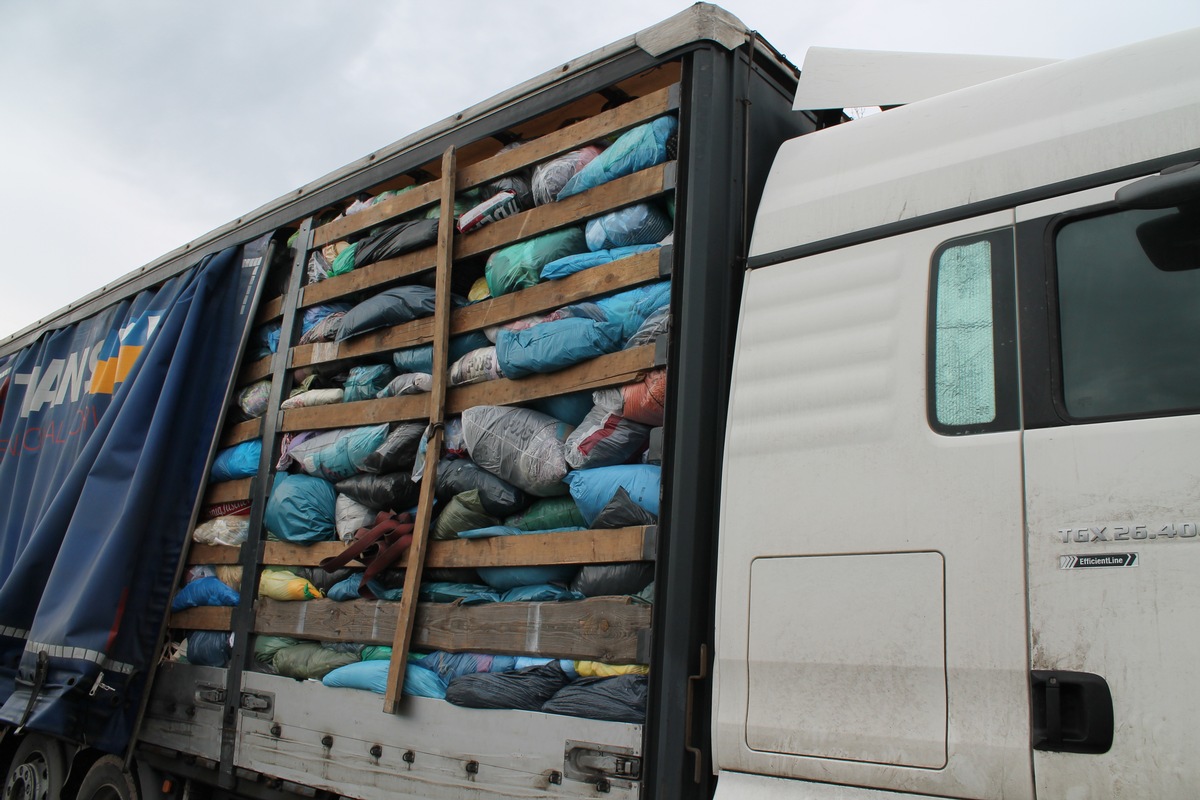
[384,146,457,713]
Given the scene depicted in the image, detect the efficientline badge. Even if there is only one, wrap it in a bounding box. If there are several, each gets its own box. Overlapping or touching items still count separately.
[1059,553,1139,569]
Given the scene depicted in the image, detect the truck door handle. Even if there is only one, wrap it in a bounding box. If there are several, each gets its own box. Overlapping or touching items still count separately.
[1030,670,1113,754]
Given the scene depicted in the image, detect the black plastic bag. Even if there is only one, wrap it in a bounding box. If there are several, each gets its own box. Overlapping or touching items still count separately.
[570,562,655,597]
[335,472,420,511]
[592,487,658,529]
[542,675,647,722]
[446,663,571,710]
[336,286,438,341]
[363,422,425,474]
[352,217,439,270]
[436,458,528,516]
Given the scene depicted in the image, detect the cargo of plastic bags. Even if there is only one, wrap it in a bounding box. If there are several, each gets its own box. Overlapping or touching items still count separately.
[446,662,572,710]
[336,285,439,341]
[264,473,337,543]
[493,581,583,600]
[322,660,449,699]
[280,388,344,409]
[411,418,467,483]
[419,651,518,680]
[342,364,396,403]
[485,227,588,297]
[277,424,389,482]
[436,458,527,517]
[594,368,667,427]
[503,496,588,530]
[361,422,425,474]
[419,582,500,604]
[253,636,299,672]
[564,464,661,526]
[449,346,504,386]
[248,321,281,360]
[462,406,573,496]
[592,487,659,528]
[542,674,648,722]
[571,562,655,597]
[495,316,621,379]
[335,472,419,512]
[433,490,499,540]
[574,661,649,678]
[210,440,261,483]
[625,306,669,349]
[558,116,678,199]
[524,391,595,426]
[585,203,673,251]
[171,577,240,611]
[329,217,440,276]
[259,568,323,600]
[236,380,272,419]
[272,643,358,681]
[300,302,353,337]
[376,372,432,398]
[564,406,651,469]
[457,190,521,233]
[541,243,660,281]
[192,515,250,547]
[391,331,491,374]
[187,632,233,668]
[532,145,603,206]
[593,281,672,344]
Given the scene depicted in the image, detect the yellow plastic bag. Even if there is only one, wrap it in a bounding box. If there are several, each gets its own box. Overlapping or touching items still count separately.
[573,661,649,678]
[259,568,323,601]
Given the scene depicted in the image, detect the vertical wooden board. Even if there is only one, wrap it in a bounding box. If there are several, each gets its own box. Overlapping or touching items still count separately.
[384,145,457,713]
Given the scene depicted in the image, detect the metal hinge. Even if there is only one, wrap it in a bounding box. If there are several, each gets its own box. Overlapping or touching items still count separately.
[564,741,642,791]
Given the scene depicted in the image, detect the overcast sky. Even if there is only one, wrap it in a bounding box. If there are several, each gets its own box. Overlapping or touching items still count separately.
[1,0,1197,343]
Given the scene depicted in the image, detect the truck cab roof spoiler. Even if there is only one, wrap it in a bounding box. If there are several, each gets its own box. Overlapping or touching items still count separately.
[793,47,1056,110]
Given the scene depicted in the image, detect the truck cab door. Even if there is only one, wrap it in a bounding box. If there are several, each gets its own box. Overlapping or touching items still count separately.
[1016,173,1200,797]
[716,212,1033,799]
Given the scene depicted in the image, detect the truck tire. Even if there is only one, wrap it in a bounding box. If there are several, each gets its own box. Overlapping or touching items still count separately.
[3,733,66,800]
[76,755,138,800]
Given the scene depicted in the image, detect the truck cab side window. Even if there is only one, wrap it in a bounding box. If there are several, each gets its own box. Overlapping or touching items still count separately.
[1055,208,1200,419]
[928,230,1017,434]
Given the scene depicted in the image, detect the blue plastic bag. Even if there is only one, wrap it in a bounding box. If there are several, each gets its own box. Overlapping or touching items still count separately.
[187,631,232,667]
[342,364,396,403]
[264,473,337,542]
[496,582,585,601]
[210,440,261,483]
[496,317,621,379]
[171,577,240,611]
[593,281,672,344]
[322,660,449,699]
[541,244,660,281]
[558,116,678,199]
[564,465,661,526]
[585,204,673,251]
[392,332,491,374]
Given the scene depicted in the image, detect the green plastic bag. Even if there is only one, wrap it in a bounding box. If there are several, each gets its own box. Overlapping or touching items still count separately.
[433,490,499,540]
[485,227,587,297]
[503,496,588,531]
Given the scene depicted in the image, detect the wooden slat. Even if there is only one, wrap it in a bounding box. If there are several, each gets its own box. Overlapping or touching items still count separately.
[219,418,262,448]
[291,247,665,369]
[307,84,678,251]
[171,606,232,631]
[298,162,674,309]
[385,145,458,712]
[190,544,242,565]
[251,597,651,664]
[312,183,440,249]
[447,344,655,414]
[242,527,653,569]
[455,85,677,190]
[238,355,273,385]
[205,479,252,505]
[453,162,675,263]
[279,393,427,433]
[256,295,284,324]
[277,344,654,433]
[300,247,436,308]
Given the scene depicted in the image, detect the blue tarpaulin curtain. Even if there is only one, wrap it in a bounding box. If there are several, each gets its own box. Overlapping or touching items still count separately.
[0,234,269,752]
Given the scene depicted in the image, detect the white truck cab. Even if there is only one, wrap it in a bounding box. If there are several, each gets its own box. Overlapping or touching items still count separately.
[718,27,1200,800]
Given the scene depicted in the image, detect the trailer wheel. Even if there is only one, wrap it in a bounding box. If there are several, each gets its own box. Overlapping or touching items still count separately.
[2,733,66,800]
[76,755,139,800]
